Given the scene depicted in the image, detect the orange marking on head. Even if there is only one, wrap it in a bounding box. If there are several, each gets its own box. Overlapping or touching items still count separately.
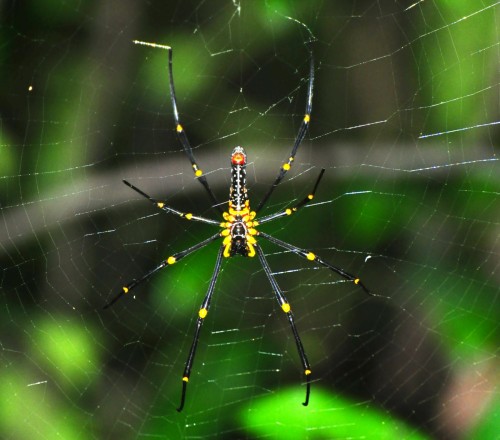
[231,152,246,165]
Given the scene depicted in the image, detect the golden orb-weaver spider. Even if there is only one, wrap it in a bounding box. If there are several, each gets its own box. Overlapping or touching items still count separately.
[104,40,373,412]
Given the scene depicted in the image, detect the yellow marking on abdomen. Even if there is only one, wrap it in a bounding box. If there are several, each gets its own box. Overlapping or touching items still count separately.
[229,206,250,217]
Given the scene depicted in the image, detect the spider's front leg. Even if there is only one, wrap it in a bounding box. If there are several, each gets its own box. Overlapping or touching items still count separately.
[256,46,315,213]
[133,40,223,214]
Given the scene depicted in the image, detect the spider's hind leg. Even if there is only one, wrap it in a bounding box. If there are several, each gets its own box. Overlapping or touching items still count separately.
[255,244,312,406]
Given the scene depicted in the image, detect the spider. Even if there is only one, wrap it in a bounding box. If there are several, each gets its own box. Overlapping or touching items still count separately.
[104,40,373,412]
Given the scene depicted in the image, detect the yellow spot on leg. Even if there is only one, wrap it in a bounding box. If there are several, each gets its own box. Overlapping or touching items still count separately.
[304,114,310,123]
[283,163,291,171]
[199,308,208,319]
[247,242,256,258]
[185,213,193,220]
[182,376,189,382]
[122,287,129,293]
[305,369,312,376]
[176,124,183,132]
[281,303,291,313]
[306,252,316,261]
[354,278,360,285]
[167,256,177,265]
[157,202,165,208]
[192,164,203,176]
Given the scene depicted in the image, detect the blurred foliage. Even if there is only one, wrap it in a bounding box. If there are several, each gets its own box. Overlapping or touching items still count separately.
[0,0,498,439]
[467,394,500,440]
[420,1,498,134]
[240,387,430,440]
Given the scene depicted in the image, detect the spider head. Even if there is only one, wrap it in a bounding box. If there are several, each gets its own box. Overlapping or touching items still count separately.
[231,146,246,166]
[229,221,249,256]
[230,237,248,256]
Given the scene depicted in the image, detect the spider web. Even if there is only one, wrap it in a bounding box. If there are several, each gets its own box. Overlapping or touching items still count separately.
[1,1,498,439]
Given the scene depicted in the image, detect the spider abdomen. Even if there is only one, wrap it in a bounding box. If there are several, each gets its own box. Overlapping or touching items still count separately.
[222,148,258,258]
[229,146,248,211]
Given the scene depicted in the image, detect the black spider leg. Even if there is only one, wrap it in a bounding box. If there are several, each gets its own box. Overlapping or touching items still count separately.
[164,47,223,214]
[103,233,220,309]
[258,168,325,225]
[134,40,223,214]
[256,47,315,213]
[177,245,224,412]
[255,244,312,406]
[123,180,220,226]
[258,232,374,296]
